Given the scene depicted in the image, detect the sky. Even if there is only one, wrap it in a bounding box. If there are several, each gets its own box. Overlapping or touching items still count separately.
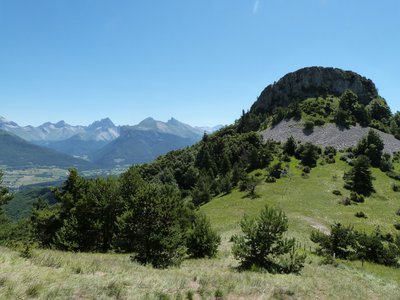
[0,0,399,127]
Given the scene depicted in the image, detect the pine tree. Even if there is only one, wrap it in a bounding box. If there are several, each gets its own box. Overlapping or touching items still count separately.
[116,184,187,268]
[283,136,297,156]
[187,213,221,258]
[344,155,374,196]
[355,130,384,167]
[231,206,305,273]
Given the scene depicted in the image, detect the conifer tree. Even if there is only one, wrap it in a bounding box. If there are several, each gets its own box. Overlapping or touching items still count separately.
[344,155,374,196]
[231,205,305,273]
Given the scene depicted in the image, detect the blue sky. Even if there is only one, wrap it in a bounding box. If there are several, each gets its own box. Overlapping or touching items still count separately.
[0,0,399,127]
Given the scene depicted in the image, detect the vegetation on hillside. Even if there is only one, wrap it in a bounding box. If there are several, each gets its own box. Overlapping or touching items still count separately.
[1,69,400,298]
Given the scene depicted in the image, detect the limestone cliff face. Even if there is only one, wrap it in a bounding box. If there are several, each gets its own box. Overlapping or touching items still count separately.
[250,67,378,114]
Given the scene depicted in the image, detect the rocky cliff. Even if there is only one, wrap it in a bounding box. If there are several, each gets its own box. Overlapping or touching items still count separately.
[251,67,378,114]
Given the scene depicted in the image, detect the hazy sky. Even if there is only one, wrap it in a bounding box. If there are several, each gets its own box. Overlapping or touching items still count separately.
[0,0,399,127]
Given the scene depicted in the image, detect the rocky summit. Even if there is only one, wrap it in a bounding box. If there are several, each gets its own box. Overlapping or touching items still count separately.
[251,67,378,114]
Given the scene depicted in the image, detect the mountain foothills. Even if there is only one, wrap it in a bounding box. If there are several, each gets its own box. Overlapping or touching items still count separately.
[0,130,95,170]
[0,116,217,169]
[1,66,400,299]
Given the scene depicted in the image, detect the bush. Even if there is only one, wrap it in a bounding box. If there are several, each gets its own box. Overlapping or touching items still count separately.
[380,153,393,172]
[386,171,400,181]
[231,205,306,273]
[340,152,354,165]
[324,146,337,157]
[311,224,400,266]
[283,136,297,156]
[297,143,320,168]
[396,208,400,216]
[186,213,221,258]
[265,176,276,183]
[355,211,367,218]
[392,183,400,192]
[239,176,260,198]
[339,197,351,206]
[304,120,315,131]
[269,162,283,179]
[332,190,342,196]
[350,192,365,203]
[394,223,400,231]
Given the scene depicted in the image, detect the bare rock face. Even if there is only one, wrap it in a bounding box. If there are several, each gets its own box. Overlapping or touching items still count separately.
[251,67,378,114]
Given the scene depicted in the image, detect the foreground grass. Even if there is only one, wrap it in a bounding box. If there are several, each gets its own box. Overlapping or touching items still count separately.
[1,246,399,300]
[1,157,400,299]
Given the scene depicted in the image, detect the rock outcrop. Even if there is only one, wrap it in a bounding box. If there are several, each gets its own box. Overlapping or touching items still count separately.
[251,67,378,114]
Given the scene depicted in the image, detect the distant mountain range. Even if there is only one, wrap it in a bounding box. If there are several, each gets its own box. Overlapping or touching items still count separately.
[0,130,95,170]
[0,116,223,169]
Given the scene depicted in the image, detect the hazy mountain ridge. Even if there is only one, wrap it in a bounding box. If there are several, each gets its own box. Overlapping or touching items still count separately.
[0,116,220,169]
[0,117,119,142]
[91,118,210,168]
[0,129,95,169]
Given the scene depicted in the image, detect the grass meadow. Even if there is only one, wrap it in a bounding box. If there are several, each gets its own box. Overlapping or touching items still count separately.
[1,156,400,299]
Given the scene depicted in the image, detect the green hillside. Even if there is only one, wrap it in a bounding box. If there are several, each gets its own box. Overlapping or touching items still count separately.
[0,130,95,170]
[1,156,400,299]
[1,67,400,299]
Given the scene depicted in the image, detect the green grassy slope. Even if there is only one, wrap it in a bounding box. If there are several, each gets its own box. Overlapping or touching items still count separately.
[202,156,400,239]
[1,156,399,299]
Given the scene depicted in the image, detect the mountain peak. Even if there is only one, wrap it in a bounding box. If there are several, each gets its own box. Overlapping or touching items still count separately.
[0,116,19,128]
[55,120,67,128]
[251,66,378,114]
[88,118,115,129]
[140,117,156,123]
[167,117,180,124]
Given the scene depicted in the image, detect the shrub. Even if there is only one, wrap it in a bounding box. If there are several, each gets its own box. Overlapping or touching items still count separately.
[340,153,353,165]
[392,183,400,192]
[324,146,337,157]
[332,190,342,196]
[350,192,365,203]
[311,224,400,266]
[339,197,351,206]
[265,176,276,183]
[239,176,260,198]
[187,213,221,258]
[355,211,367,218]
[297,143,320,168]
[231,205,306,273]
[396,208,400,216]
[269,162,283,179]
[380,153,393,172]
[386,171,400,181]
[283,136,297,156]
[394,223,400,231]
[304,120,315,131]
